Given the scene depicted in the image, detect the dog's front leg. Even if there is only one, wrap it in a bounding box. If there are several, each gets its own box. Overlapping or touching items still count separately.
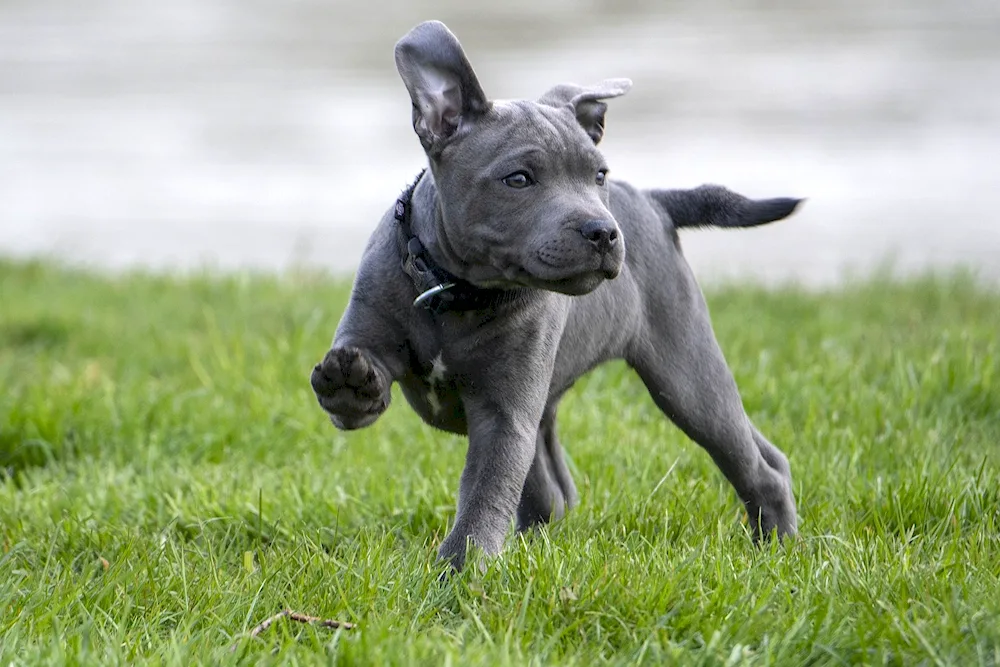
[437,314,561,571]
[310,291,406,431]
[437,397,541,571]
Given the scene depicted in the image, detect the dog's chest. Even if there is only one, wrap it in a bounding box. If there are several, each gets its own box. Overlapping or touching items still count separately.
[399,349,467,433]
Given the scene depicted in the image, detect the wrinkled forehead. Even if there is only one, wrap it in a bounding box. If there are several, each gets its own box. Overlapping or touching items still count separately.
[462,99,602,163]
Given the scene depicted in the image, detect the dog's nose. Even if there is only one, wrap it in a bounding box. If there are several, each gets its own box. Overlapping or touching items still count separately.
[579,220,619,253]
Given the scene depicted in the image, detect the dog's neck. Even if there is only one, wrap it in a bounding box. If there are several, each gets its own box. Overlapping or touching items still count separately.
[395,171,526,313]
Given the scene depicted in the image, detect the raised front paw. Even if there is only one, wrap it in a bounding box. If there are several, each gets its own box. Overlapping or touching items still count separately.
[310,346,390,430]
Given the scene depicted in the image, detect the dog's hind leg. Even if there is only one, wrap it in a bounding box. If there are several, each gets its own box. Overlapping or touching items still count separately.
[627,268,797,540]
[516,404,578,531]
[543,405,579,511]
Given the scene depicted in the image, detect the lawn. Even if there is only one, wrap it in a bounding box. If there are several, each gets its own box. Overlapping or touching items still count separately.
[1,258,998,665]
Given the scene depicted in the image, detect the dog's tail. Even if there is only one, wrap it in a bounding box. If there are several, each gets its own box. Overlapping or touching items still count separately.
[648,185,803,229]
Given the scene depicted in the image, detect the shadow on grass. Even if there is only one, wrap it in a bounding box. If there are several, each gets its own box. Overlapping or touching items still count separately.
[0,429,63,481]
[0,318,72,350]
[0,315,74,479]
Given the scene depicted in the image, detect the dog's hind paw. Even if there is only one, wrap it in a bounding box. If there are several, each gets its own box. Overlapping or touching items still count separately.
[310,346,390,430]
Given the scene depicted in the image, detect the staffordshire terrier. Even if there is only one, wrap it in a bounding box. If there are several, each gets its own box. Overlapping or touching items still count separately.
[311,20,801,571]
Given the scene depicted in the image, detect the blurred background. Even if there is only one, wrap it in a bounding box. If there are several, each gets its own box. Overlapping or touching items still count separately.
[1,0,998,285]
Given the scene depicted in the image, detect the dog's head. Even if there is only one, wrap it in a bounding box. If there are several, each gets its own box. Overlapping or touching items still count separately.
[394,21,630,296]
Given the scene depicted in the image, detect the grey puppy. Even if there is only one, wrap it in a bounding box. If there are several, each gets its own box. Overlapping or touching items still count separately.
[311,20,801,571]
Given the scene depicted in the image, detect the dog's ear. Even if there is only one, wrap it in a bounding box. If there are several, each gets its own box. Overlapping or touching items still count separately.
[395,21,490,154]
[539,79,632,145]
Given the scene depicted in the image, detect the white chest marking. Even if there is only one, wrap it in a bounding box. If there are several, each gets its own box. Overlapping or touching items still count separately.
[426,390,442,415]
[425,353,447,416]
[428,354,447,384]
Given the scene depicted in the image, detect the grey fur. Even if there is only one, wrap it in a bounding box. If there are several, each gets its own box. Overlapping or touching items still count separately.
[311,20,801,571]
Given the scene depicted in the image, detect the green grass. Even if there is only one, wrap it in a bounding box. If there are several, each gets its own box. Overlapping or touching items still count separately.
[1,257,998,666]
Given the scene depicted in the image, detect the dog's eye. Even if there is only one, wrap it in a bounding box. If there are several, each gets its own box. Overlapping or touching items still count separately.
[502,171,534,189]
[596,169,608,186]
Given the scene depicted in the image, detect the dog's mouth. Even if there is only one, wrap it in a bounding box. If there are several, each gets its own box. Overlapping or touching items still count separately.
[543,272,609,295]
[512,254,622,295]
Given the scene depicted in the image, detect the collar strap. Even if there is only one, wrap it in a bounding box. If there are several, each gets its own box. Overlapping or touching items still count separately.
[394,170,513,313]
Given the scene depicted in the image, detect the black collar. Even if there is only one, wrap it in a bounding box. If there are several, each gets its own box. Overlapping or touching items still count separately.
[394,170,517,313]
